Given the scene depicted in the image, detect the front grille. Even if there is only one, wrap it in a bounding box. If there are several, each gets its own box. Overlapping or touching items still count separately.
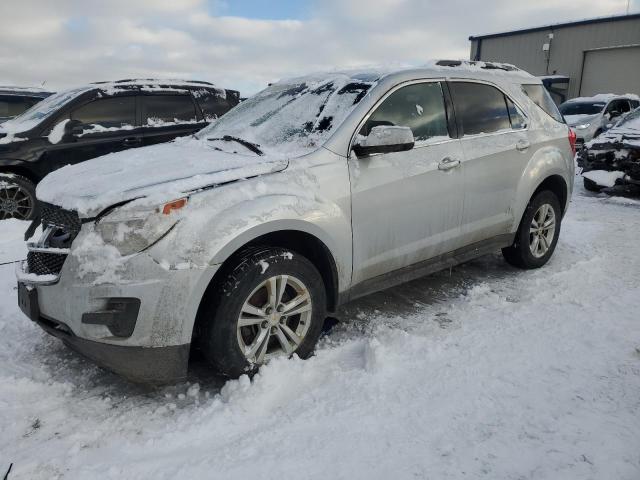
[27,251,67,276]
[40,202,81,238]
[26,202,82,277]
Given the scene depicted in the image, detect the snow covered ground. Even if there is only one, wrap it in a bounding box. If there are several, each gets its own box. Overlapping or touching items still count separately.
[1,183,639,479]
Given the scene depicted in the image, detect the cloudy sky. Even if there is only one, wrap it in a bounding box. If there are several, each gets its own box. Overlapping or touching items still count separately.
[0,0,636,95]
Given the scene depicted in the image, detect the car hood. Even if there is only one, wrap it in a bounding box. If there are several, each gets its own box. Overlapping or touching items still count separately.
[564,114,599,127]
[36,136,289,218]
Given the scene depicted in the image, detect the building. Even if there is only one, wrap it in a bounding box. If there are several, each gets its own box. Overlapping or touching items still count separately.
[469,14,640,102]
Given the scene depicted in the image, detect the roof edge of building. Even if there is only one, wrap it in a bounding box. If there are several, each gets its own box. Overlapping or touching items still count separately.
[469,12,640,41]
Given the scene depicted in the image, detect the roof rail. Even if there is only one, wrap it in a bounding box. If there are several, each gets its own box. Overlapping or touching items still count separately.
[91,79,215,86]
[435,59,520,72]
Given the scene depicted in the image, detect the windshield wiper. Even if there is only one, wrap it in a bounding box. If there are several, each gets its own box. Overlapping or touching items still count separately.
[207,135,264,156]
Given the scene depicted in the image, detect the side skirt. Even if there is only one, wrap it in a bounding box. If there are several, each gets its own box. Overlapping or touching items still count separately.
[341,233,515,305]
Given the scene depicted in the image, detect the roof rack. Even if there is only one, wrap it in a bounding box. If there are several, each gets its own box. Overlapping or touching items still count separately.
[91,79,215,86]
[435,59,520,72]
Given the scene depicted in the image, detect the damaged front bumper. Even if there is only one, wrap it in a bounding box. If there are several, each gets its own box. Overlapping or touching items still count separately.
[16,223,219,384]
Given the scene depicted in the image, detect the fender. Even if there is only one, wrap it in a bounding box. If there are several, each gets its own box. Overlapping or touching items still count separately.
[510,142,572,232]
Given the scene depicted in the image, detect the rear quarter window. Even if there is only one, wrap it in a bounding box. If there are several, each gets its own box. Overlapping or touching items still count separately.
[194,89,239,120]
[521,84,564,123]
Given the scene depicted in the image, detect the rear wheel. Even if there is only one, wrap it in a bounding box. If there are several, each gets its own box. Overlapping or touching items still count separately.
[0,174,37,220]
[502,190,562,269]
[200,247,326,378]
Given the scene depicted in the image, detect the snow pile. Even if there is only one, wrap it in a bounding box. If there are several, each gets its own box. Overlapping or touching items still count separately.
[582,169,625,187]
[47,119,70,144]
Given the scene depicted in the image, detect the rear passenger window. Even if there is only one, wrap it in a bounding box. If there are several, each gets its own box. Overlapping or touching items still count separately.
[450,82,511,135]
[361,82,449,142]
[71,96,136,128]
[143,95,198,125]
[521,84,564,123]
[194,91,230,120]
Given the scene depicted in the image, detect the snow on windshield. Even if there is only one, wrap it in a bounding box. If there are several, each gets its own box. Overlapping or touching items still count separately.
[197,74,377,157]
[0,86,90,133]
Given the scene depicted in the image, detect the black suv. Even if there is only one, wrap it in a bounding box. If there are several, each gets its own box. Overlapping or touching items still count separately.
[0,79,240,220]
[0,86,53,123]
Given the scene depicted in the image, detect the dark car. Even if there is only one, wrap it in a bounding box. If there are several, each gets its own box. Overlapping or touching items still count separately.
[578,107,640,196]
[0,79,240,220]
[0,86,53,124]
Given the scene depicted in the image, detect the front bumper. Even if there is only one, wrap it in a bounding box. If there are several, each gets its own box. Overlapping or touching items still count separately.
[17,230,219,383]
[36,311,189,384]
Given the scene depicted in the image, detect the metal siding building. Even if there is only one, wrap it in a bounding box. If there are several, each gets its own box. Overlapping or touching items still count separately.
[469,14,640,100]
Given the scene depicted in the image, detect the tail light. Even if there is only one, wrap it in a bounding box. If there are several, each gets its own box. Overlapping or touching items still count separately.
[568,128,577,155]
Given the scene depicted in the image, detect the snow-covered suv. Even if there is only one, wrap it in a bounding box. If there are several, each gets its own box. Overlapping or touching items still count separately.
[17,61,575,383]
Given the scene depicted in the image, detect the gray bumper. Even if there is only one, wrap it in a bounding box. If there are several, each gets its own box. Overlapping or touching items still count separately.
[36,313,189,384]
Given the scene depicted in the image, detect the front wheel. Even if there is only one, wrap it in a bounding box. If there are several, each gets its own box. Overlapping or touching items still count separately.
[0,174,37,220]
[502,190,562,269]
[200,247,326,378]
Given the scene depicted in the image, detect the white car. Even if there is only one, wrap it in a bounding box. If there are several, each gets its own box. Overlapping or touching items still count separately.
[559,94,640,145]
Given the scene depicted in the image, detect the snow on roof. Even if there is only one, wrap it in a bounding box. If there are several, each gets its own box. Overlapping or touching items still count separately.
[273,59,536,88]
[91,78,227,98]
[566,93,640,103]
[0,86,53,95]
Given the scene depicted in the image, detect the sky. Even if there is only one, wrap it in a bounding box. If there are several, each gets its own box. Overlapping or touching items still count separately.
[0,0,636,96]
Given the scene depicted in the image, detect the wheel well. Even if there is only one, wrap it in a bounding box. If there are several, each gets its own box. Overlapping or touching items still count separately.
[0,166,40,184]
[192,230,340,348]
[534,175,568,214]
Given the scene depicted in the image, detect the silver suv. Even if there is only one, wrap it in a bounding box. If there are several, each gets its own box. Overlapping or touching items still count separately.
[559,94,640,145]
[17,61,575,383]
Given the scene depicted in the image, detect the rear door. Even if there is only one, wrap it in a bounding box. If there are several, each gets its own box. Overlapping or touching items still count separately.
[449,81,531,243]
[140,93,207,147]
[42,94,142,172]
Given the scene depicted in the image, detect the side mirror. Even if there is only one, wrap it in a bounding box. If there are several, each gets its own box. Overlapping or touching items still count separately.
[353,126,415,157]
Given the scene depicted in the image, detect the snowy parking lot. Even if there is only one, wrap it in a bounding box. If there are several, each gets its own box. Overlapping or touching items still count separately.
[1,182,639,479]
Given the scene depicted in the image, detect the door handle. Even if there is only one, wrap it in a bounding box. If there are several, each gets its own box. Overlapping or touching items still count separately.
[516,139,530,151]
[123,137,142,147]
[438,157,461,171]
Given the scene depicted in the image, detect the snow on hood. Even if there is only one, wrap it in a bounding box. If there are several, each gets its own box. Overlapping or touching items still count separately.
[564,114,598,126]
[36,136,288,217]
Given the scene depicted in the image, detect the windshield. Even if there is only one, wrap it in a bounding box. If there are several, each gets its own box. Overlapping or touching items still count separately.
[559,102,605,116]
[1,87,89,133]
[197,74,377,156]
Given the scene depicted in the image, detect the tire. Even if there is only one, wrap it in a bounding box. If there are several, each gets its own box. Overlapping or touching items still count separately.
[583,177,602,192]
[502,190,562,269]
[0,174,37,220]
[200,247,327,378]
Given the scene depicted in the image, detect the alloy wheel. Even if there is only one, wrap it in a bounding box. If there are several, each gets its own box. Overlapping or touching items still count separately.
[0,182,34,220]
[236,274,312,364]
[529,203,556,258]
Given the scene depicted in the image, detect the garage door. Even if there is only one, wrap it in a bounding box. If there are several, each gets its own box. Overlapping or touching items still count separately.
[580,46,640,96]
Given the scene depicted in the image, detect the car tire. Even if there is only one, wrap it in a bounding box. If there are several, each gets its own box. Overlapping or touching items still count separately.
[200,247,327,378]
[583,177,602,192]
[0,174,38,220]
[502,190,562,269]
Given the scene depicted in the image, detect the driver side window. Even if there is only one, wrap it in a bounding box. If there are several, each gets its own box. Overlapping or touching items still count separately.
[70,96,137,128]
[360,82,449,142]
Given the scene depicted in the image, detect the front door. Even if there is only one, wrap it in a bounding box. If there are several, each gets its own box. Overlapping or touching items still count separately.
[42,94,143,173]
[349,81,465,285]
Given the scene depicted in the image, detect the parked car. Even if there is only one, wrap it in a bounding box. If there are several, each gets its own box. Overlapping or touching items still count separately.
[559,94,640,146]
[578,106,640,196]
[0,79,240,220]
[0,86,53,124]
[16,61,574,383]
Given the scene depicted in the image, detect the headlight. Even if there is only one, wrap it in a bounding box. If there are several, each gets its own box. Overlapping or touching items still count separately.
[575,123,591,129]
[95,198,187,256]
